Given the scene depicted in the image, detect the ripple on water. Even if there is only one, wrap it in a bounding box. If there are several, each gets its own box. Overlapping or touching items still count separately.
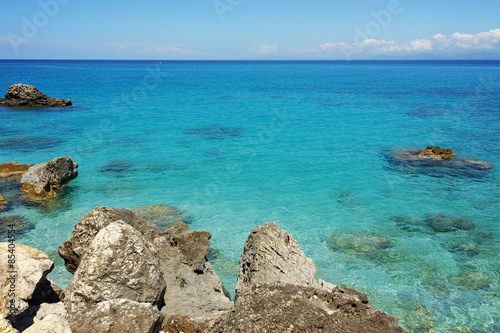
[184,126,243,140]
[0,136,64,152]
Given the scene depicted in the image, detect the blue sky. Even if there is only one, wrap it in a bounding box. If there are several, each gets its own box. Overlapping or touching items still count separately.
[1,0,499,60]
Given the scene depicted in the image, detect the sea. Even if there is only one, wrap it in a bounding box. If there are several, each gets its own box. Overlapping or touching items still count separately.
[0,60,499,332]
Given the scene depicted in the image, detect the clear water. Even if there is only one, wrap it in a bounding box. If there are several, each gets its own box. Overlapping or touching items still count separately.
[1,60,499,332]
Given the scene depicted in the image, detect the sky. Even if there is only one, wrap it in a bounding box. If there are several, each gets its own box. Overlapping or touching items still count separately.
[1,0,500,60]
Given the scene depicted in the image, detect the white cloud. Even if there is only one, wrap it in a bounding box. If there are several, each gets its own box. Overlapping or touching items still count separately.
[250,44,278,55]
[317,29,500,58]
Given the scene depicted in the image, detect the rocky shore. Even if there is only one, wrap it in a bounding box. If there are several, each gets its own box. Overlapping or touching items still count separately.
[0,84,72,107]
[1,206,405,333]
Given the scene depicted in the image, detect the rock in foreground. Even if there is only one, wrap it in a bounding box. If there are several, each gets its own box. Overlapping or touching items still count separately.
[20,157,78,200]
[0,84,72,107]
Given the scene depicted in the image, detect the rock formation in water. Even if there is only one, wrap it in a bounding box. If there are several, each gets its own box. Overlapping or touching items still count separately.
[411,145,454,160]
[20,157,78,199]
[0,84,72,107]
[5,207,404,332]
[0,162,34,178]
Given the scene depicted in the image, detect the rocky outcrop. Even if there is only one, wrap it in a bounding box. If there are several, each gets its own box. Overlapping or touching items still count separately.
[155,222,233,329]
[64,221,165,320]
[58,206,161,274]
[236,222,333,295]
[0,193,6,205]
[0,162,34,178]
[20,157,78,199]
[208,283,404,333]
[23,302,71,333]
[411,145,454,160]
[0,243,55,319]
[70,299,162,333]
[0,84,72,107]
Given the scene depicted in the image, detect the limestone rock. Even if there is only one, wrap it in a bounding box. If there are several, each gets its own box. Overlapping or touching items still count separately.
[64,221,165,319]
[208,283,404,333]
[162,315,202,333]
[20,157,78,199]
[0,193,6,205]
[154,222,233,327]
[59,206,161,274]
[0,84,72,107]
[34,302,68,322]
[0,162,34,178]
[0,315,19,333]
[23,313,72,333]
[70,299,161,333]
[236,222,319,295]
[0,243,54,319]
[412,145,454,160]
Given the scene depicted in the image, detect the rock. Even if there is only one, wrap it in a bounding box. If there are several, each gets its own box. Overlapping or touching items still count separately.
[463,159,495,170]
[30,278,65,305]
[20,157,78,199]
[411,145,455,160]
[23,313,71,333]
[0,193,7,205]
[449,271,490,290]
[207,283,404,333]
[154,222,233,328]
[326,230,392,253]
[0,84,72,107]
[0,162,34,178]
[236,222,322,295]
[0,243,54,319]
[131,204,193,230]
[424,213,476,232]
[0,315,18,333]
[70,299,161,333]
[162,315,202,333]
[64,221,165,319]
[59,206,161,274]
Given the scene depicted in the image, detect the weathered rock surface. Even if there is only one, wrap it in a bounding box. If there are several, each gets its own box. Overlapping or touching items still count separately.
[0,315,18,333]
[64,221,165,320]
[236,222,326,295]
[0,162,34,178]
[0,193,6,205]
[20,156,78,199]
[0,243,55,319]
[70,299,161,333]
[24,313,72,333]
[208,283,404,333]
[155,222,233,329]
[59,206,161,274]
[411,145,455,160]
[0,84,72,107]
[19,302,71,333]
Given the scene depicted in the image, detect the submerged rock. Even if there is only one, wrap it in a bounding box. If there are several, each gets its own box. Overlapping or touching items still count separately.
[100,160,135,176]
[0,216,35,237]
[59,206,161,274]
[326,230,392,253]
[131,204,193,229]
[0,84,72,107]
[0,162,34,178]
[0,137,64,152]
[449,271,491,290]
[20,157,78,200]
[424,213,476,232]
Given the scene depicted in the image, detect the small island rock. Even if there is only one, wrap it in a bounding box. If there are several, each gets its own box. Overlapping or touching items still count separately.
[0,84,71,107]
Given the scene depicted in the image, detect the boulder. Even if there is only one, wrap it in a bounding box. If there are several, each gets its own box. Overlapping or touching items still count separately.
[21,302,71,333]
[59,206,161,274]
[64,221,165,319]
[23,313,71,333]
[155,222,233,329]
[0,315,18,333]
[411,145,454,160]
[0,243,54,319]
[70,299,161,333]
[0,84,72,107]
[0,162,34,178]
[208,283,404,333]
[20,157,78,199]
[236,222,325,295]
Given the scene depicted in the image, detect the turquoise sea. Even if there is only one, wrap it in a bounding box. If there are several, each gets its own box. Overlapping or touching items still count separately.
[1,60,499,332]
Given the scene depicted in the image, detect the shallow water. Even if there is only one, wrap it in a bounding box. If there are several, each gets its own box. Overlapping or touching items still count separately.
[1,60,499,332]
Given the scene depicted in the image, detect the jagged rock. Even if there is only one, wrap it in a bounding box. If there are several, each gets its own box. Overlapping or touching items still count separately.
[23,313,72,333]
[0,84,72,107]
[0,162,34,178]
[0,243,54,319]
[0,315,18,333]
[155,222,233,328]
[64,221,165,319]
[208,283,404,333]
[70,299,161,333]
[412,145,454,160]
[131,204,193,229]
[20,157,78,199]
[162,315,202,333]
[59,206,161,274]
[236,222,322,295]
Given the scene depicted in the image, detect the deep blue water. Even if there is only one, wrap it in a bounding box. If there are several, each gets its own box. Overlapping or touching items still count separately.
[1,60,499,332]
